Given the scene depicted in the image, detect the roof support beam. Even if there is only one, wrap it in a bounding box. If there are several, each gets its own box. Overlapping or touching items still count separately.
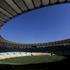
[23,0,34,9]
[33,0,41,7]
[0,1,17,16]
[0,8,12,18]
[42,0,49,5]
[5,0,22,13]
[13,0,28,11]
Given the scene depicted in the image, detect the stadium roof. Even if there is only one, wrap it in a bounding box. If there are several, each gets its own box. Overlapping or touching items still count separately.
[0,0,69,28]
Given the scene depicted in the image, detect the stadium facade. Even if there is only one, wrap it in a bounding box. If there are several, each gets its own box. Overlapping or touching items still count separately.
[0,35,70,55]
[0,0,70,55]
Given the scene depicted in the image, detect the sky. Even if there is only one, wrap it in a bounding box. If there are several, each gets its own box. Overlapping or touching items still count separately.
[0,3,70,43]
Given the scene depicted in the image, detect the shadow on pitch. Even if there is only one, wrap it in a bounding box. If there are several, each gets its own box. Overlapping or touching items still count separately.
[0,55,69,70]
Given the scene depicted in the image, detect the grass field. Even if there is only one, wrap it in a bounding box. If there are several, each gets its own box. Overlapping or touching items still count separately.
[0,55,65,65]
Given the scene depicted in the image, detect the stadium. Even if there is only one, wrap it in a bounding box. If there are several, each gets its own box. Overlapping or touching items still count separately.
[0,0,70,70]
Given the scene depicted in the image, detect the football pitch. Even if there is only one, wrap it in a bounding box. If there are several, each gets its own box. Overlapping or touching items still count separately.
[0,55,65,65]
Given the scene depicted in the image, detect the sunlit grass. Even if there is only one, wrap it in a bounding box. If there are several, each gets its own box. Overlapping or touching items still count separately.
[0,55,65,65]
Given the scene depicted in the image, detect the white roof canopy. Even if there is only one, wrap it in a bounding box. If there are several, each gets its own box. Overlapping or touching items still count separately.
[0,0,69,28]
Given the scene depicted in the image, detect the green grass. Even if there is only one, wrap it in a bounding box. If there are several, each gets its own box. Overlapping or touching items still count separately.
[0,55,65,65]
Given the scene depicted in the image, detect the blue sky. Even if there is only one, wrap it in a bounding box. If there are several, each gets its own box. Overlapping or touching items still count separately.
[0,4,70,43]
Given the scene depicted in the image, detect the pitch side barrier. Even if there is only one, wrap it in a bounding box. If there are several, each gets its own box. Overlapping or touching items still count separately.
[0,45,70,55]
